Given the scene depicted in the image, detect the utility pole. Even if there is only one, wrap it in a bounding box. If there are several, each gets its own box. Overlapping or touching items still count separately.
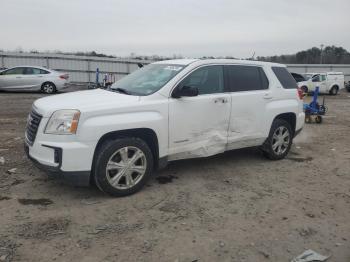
[320,44,324,64]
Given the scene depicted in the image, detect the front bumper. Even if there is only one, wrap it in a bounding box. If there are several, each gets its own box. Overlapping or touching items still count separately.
[25,143,91,187]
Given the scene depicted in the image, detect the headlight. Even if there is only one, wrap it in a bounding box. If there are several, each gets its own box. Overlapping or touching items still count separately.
[45,110,80,134]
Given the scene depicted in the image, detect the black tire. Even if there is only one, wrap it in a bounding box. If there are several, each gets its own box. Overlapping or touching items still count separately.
[305,115,311,123]
[301,86,308,94]
[315,115,322,124]
[93,137,154,197]
[262,119,293,160]
[41,82,56,94]
[329,86,338,95]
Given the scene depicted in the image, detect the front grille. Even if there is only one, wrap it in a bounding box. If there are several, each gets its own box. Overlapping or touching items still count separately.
[25,109,42,146]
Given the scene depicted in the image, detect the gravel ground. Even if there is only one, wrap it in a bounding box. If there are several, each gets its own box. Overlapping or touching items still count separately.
[0,87,349,262]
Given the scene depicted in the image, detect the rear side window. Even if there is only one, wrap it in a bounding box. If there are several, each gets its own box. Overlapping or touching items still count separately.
[225,65,269,92]
[272,67,297,89]
[23,67,41,75]
[40,69,49,74]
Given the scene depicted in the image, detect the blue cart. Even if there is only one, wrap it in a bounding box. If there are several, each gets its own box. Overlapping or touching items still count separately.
[303,86,327,124]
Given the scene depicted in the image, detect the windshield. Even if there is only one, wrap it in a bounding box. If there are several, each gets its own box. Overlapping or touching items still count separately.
[304,74,313,80]
[110,64,185,95]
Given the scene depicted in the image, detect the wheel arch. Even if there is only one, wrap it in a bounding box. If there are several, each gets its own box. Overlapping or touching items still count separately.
[300,85,308,92]
[331,84,339,90]
[93,128,160,170]
[273,112,296,134]
[329,84,339,95]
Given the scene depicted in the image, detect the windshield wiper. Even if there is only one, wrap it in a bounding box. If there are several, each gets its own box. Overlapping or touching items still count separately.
[113,87,131,95]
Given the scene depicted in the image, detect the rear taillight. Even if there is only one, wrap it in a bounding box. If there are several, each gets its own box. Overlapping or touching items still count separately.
[297,87,303,100]
[59,74,69,80]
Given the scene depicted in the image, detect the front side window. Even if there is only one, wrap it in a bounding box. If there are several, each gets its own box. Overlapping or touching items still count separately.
[110,64,185,96]
[3,67,25,75]
[226,65,268,92]
[178,65,224,95]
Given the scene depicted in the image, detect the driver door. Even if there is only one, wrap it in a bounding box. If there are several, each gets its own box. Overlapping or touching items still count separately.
[0,67,26,90]
[168,65,231,160]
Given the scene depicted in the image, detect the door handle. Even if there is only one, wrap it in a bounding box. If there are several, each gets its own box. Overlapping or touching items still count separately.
[263,93,273,99]
[16,76,22,79]
[222,98,229,103]
[214,97,229,104]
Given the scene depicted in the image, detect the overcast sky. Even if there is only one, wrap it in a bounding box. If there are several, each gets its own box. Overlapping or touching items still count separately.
[1,0,349,58]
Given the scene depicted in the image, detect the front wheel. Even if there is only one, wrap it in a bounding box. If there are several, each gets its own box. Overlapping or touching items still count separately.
[262,119,293,160]
[93,137,154,197]
[300,86,308,94]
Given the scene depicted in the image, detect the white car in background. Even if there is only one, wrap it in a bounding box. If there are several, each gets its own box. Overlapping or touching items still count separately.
[0,66,69,93]
[298,72,344,95]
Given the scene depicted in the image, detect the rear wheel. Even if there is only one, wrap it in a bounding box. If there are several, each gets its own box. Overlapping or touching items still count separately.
[329,86,338,95]
[262,119,293,160]
[93,137,154,197]
[41,82,56,94]
[315,115,322,124]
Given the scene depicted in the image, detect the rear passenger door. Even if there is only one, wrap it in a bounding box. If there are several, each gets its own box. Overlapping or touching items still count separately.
[22,67,45,90]
[225,65,270,150]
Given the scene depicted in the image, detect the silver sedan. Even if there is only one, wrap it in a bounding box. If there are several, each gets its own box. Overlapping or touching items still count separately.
[0,66,69,93]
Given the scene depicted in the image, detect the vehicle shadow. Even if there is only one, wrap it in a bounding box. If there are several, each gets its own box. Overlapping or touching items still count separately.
[155,147,263,178]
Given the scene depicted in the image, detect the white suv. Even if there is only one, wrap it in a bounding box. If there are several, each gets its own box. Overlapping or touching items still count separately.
[25,59,305,196]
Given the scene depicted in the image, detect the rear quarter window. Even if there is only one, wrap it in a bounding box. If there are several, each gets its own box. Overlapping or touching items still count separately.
[272,67,297,89]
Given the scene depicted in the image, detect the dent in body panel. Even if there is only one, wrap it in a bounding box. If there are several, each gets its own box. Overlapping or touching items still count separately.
[168,122,228,161]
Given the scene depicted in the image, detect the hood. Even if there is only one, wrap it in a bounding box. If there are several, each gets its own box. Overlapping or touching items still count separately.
[33,89,140,117]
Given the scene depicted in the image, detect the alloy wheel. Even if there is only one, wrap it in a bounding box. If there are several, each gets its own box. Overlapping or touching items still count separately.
[43,83,54,93]
[105,146,147,190]
[272,126,290,155]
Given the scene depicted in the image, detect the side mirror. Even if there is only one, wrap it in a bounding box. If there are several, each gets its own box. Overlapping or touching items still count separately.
[172,85,199,98]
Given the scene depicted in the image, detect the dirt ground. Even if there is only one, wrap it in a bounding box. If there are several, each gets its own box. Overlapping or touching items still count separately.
[0,87,349,262]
